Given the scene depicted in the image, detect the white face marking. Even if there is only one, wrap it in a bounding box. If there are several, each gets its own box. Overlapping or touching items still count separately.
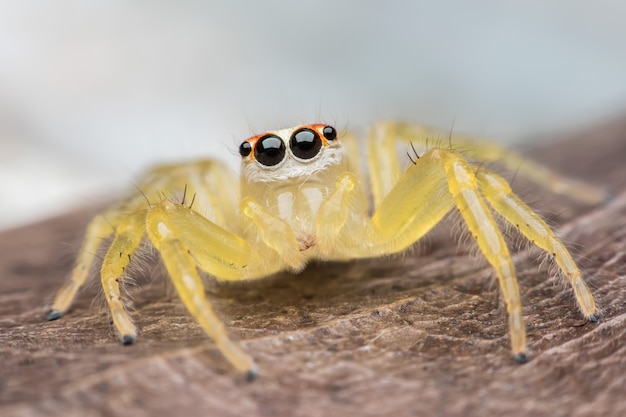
[302,186,324,215]
[241,126,345,184]
[276,190,294,221]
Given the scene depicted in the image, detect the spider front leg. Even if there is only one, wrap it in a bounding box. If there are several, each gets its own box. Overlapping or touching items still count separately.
[47,159,270,377]
[144,199,291,379]
[367,148,553,361]
[440,151,527,360]
[371,147,599,360]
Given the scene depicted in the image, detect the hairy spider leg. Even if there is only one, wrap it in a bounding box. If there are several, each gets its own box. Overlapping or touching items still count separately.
[144,198,287,378]
[368,121,609,205]
[99,209,147,343]
[140,159,241,229]
[365,148,528,359]
[476,169,598,319]
[367,122,403,207]
[46,166,194,320]
[368,151,454,252]
[47,159,242,326]
[47,208,122,320]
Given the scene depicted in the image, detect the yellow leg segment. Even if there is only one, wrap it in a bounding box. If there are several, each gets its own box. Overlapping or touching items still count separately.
[154,199,272,281]
[367,123,403,207]
[365,148,527,358]
[100,209,147,343]
[457,138,608,204]
[370,149,453,253]
[48,212,118,320]
[441,151,527,359]
[369,121,609,205]
[47,158,236,321]
[477,170,598,319]
[133,159,239,230]
[146,200,257,377]
[339,131,368,187]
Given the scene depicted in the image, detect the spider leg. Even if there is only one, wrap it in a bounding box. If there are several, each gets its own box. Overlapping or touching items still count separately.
[337,131,368,188]
[45,162,200,321]
[452,134,608,204]
[99,209,147,343]
[368,150,454,253]
[145,199,280,377]
[367,148,527,360]
[477,169,598,320]
[47,209,121,320]
[441,151,527,361]
[366,122,404,207]
[369,121,609,205]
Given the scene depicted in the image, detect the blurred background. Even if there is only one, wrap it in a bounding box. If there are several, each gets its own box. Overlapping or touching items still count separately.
[1,1,626,231]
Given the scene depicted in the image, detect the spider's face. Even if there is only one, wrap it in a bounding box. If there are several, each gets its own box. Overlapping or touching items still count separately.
[238,124,351,238]
[238,124,346,184]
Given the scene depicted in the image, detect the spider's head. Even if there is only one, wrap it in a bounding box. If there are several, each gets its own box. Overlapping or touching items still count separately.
[238,124,354,239]
[238,124,347,186]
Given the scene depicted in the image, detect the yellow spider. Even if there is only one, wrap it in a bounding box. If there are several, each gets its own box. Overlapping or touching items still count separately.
[47,122,603,380]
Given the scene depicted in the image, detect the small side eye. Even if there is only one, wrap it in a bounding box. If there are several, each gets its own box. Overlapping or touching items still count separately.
[290,128,322,160]
[239,141,252,157]
[322,125,337,141]
[255,135,286,166]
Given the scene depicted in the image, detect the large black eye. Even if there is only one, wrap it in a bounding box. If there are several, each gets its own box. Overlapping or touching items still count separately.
[290,128,322,160]
[322,125,337,141]
[255,135,285,166]
[239,141,252,157]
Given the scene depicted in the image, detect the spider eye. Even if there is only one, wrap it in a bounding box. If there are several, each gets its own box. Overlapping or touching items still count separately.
[239,141,252,157]
[255,135,286,166]
[290,128,322,160]
[322,125,337,141]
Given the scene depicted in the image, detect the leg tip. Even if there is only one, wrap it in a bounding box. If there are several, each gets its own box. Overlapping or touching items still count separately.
[46,310,62,321]
[121,334,136,345]
[588,314,600,323]
[245,365,259,382]
[514,352,528,364]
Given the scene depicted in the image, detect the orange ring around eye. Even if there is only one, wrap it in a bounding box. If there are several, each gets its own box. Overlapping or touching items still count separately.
[302,124,337,146]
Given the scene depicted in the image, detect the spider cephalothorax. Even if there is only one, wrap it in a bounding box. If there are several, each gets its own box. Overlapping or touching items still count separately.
[47,121,602,379]
[237,124,367,264]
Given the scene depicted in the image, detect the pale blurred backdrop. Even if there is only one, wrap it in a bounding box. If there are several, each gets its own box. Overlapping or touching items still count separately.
[1,1,626,230]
